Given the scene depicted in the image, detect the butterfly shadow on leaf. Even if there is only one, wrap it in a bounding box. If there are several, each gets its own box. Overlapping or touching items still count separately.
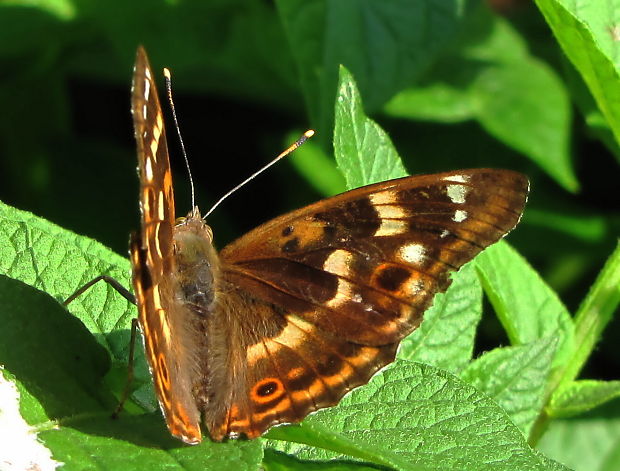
[0,274,187,448]
[0,276,113,427]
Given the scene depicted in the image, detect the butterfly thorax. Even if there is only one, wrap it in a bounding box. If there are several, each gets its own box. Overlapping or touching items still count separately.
[173,209,219,313]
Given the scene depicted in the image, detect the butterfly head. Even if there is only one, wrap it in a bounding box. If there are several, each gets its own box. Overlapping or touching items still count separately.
[175,207,214,241]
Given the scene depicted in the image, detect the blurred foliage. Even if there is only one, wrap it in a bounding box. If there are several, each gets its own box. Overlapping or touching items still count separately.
[0,0,619,469]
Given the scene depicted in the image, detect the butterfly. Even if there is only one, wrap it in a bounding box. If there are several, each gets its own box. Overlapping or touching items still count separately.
[128,46,528,444]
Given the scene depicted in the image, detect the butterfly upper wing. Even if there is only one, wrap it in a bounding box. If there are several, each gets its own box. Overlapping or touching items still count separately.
[212,169,528,439]
[221,169,528,344]
[130,46,202,444]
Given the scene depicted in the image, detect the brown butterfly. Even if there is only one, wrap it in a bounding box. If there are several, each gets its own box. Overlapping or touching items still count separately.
[128,46,528,444]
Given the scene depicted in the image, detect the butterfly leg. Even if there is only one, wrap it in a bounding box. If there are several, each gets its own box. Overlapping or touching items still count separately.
[63,276,139,419]
[112,317,140,419]
[63,275,136,306]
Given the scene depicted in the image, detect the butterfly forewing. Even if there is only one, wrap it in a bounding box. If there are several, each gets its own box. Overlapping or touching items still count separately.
[221,169,528,344]
[131,47,202,444]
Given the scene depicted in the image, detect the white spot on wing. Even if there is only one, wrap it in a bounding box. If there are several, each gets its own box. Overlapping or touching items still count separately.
[370,193,409,236]
[142,191,150,216]
[247,316,314,364]
[151,285,171,344]
[444,174,470,183]
[447,184,468,204]
[453,209,468,222]
[369,191,398,205]
[144,77,151,101]
[145,157,154,181]
[323,249,353,277]
[158,191,165,221]
[326,279,357,309]
[375,219,408,237]
[152,284,161,308]
[399,243,426,265]
[153,221,162,257]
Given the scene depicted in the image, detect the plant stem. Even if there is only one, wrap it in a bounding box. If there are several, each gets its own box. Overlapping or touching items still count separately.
[529,241,620,445]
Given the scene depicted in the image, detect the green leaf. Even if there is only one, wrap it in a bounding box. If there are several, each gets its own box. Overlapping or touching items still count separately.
[0,275,113,422]
[529,243,620,445]
[562,54,620,165]
[525,207,608,244]
[40,415,263,471]
[384,6,576,191]
[0,369,61,470]
[472,61,573,191]
[461,337,557,437]
[538,399,620,471]
[269,361,567,470]
[474,241,574,368]
[398,262,482,373]
[0,200,134,363]
[549,380,620,419]
[334,66,408,189]
[277,0,466,142]
[263,449,379,470]
[534,0,620,149]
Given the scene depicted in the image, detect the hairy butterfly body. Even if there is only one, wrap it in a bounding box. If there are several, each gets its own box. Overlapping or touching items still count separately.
[130,46,528,444]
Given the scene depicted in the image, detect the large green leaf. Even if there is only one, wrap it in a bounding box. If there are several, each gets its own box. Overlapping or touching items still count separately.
[270,361,567,470]
[534,0,620,152]
[399,262,482,374]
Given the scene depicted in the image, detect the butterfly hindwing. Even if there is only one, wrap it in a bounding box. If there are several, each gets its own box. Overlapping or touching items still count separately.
[204,301,398,440]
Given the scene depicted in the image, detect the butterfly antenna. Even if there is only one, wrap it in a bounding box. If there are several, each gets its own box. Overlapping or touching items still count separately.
[164,67,195,209]
[204,129,315,219]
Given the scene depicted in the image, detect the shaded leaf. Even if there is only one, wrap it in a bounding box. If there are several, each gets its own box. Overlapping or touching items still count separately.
[277,0,465,141]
